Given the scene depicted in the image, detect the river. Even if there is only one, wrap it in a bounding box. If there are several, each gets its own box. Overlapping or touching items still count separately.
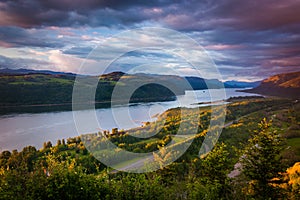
[0,88,260,151]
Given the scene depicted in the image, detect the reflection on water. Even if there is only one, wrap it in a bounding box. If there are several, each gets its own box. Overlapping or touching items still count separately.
[0,88,260,151]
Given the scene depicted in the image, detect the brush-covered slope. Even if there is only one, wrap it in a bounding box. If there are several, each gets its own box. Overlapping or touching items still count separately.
[244,71,300,98]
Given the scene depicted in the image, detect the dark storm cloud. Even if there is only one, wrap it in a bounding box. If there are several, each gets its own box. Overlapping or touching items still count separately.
[0,26,64,48]
[1,0,299,31]
[41,0,174,10]
[1,0,300,36]
[0,0,172,28]
[209,0,300,31]
[158,0,300,32]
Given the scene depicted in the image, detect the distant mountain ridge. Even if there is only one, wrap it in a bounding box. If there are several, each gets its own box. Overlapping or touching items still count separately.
[0,68,267,114]
[0,68,259,89]
[224,80,261,88]
[0,68,77,76]
[243,71,300,98]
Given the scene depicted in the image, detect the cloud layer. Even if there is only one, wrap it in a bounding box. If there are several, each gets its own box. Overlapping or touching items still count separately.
[0,0,300,80]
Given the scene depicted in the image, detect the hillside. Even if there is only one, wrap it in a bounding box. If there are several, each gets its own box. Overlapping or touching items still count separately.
[0,72,178,111]
[0,68,266,114]
[0,69,225,110]
[243,71,300,98]
[0,97,299,199]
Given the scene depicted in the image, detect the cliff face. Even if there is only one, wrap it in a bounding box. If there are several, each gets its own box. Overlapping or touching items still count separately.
[244,71,300,98]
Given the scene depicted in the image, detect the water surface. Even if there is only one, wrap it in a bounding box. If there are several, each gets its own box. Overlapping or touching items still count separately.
[0,88,260,151]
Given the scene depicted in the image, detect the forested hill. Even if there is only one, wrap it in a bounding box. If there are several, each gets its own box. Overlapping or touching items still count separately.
[0,69,225,108]
[0,72,175,107]
[244,71,300,98]
[0,69,222,110]
[0,68,263,111]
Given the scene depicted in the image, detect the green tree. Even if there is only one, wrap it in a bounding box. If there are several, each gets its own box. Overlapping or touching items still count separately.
[201,143,231,184]
[240,118,285,199]
[43,141,52,149]
[188,143,233,199]
[0,151,11,168]
[56,139,62,146]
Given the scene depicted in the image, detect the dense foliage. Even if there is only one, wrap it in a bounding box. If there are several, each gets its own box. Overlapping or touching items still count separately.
[0,97,299,199]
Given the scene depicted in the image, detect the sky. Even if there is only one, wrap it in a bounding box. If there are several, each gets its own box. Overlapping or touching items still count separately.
[0,0,300,81]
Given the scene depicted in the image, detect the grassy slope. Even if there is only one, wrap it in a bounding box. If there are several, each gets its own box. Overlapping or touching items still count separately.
[244,71,300,98]
[84,97,299,169]
[0,97,299,200]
